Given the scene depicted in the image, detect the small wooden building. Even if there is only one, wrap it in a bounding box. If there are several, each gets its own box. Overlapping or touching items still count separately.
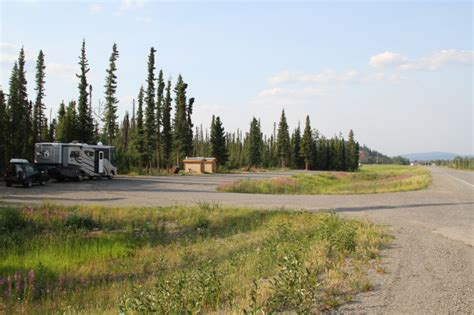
[183,157,217,174]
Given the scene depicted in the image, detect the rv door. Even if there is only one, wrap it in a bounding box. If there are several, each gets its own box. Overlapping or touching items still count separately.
[98,151,104,173]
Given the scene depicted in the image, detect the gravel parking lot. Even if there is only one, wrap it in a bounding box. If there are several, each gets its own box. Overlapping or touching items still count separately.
[1,166,473,313]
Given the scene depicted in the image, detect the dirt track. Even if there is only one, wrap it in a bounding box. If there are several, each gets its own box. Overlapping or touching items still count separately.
[1,166,473,313]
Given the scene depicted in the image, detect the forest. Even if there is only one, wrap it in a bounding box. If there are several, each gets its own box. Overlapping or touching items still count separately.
[0,41,360,174]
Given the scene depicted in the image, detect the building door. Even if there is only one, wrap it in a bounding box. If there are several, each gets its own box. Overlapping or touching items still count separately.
[98,151,104,173]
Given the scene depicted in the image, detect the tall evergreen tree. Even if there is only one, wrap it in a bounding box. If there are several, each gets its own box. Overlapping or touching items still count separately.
[291,123,303,169]
[173,75,189,166]
[161,80,173,168]
[156,69,165,168]
[186,97,195,155]
[135,86,146,168]
[76,39,94,143]
[102,43,119,145]
[300,115,313,170]
[247,117,263,167]
[346,129,359,171]
[65,101,79,142]
[276,109,290,167]
[144,47,156,168]
[33,50,46,143]
[0,89,6,170]
[55,101,67,142]
[210,116,228,167]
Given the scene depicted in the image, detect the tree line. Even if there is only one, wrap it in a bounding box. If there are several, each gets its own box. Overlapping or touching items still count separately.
[0,41,360,173]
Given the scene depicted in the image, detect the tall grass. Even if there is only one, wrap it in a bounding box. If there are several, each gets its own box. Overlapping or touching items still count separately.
[0,203,391,313]
[218,164,432,195]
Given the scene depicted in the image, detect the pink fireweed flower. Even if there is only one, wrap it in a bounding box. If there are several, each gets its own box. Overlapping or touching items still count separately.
[14,272,21,292]
[28,269,35,287]
[7,275,12,294]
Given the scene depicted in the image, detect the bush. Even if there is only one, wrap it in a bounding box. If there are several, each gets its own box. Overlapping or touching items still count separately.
[0,208,26,233]
[64,214,100,231]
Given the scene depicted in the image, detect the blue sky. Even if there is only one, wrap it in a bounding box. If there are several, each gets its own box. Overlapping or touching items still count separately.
[1,0,472,156]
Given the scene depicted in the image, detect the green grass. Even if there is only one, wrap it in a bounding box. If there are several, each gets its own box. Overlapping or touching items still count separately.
[218,164,432,195]
[0,203,391,314]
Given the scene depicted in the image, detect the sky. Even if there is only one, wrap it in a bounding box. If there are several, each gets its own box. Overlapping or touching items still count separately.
[0,0,472,156]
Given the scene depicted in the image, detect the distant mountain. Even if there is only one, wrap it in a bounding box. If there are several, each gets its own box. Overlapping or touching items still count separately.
[401,152,462,161]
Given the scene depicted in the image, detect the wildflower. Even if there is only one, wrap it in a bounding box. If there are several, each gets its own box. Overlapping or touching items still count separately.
[14,272,21,292]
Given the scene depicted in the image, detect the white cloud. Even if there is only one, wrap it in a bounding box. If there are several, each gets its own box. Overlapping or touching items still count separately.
[47,63,78,80]
[88,4,102,14]
[135,16,152,24]
[370,49,473,70]
[269,69,361,85]
[258,87,324,99]
[114,0,146,16]
[0,42,36,63]
[369,51,408,68]
[399,49,474,70]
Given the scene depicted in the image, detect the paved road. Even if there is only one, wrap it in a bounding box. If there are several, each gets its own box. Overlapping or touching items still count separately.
[0,166,473,313]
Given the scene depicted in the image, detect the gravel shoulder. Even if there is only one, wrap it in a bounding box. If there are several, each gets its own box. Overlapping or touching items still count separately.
[0,166,473,313]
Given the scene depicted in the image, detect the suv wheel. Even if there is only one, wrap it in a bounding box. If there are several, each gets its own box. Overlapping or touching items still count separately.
[40,180,46,185]
[23,178,32,188]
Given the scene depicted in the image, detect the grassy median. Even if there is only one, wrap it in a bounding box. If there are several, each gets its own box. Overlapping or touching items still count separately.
[218,165,432,195]
[0,203,391,314]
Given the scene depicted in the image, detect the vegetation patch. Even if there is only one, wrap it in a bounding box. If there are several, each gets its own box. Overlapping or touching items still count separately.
[218,164,432,195]
[0,203,391,314]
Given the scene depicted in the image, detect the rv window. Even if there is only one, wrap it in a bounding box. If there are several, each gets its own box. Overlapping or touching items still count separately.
[103,150,109,160]
[85,151,94,157]
[70,151,80,158]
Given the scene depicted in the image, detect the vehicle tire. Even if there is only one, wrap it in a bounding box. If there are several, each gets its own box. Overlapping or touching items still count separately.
[77,172,84,182]
[23,178,32,188]
[88,176,94,180]
[6,181,12,187]
[40,181,46,185]
[108,171,114,179]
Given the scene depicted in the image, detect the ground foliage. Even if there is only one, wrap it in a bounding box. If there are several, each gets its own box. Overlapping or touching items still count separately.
[0,203,391,314]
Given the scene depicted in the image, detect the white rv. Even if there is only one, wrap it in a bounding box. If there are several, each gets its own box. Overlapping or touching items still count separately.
[34,142,117,181]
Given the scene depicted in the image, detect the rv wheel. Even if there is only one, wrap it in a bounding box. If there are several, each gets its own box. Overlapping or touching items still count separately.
[77,172,84,182]
[108,171,114,179]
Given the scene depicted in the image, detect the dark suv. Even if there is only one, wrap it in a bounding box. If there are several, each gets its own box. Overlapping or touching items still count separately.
[5,159,49,188]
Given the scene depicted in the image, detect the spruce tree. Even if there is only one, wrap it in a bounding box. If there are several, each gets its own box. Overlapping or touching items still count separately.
[144,47,156,168]
[347,129,359,171]
[291,123,303,169]
[156,69,165,168]
[186,97,195,155]
[56,101,67,142]
[210,116,228,167]
[247,117,263,167]
[76,39,94,143]
[300,115,313,170]
[102,43,119,145]
[33,50,46,143]
[161,80,172,168]
[173,75,188,166]
[276,110,290,167]
[135,86,146,168]
[0,89,6,170]
[64,101,78,142]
